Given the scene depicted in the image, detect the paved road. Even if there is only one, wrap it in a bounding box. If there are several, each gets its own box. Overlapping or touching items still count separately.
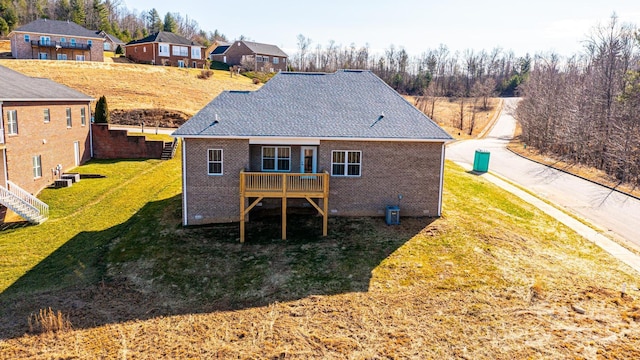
[447,98,640,252]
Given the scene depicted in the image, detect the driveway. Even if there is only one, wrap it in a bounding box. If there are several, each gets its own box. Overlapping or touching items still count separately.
[447,98,640,253]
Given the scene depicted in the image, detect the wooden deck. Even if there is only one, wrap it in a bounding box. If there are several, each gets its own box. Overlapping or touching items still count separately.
[240,171,329,242]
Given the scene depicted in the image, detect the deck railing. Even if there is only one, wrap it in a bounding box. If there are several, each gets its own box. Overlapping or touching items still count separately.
[31,40,92,50]
[240,171,329,196]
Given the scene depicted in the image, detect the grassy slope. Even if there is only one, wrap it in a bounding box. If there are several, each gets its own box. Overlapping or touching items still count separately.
[0,59,258,116]
[0,157,638,358]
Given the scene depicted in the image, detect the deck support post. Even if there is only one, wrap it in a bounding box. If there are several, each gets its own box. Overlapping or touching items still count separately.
[282,173,287,240]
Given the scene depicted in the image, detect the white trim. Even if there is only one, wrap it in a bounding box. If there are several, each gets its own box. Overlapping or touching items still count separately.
[2,148,7,188]
[261,146,291,172]
[331,150,362,177]
[207,148,223,175]
[176,134,451,144]
[438,143,445,217]
[10,30,102,41]
[300,146,317,174]
[89,109,94,158]
[182,138,188,226]
[250,137,319,145]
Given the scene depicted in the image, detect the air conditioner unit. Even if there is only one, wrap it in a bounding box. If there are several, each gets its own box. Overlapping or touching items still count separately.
[385,205,400,225]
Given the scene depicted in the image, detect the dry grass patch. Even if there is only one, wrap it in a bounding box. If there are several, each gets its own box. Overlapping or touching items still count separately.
[0,59,258,116]
[405,96,502,140]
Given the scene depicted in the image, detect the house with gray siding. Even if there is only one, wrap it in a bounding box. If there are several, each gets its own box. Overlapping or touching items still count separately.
[173,70,452,241]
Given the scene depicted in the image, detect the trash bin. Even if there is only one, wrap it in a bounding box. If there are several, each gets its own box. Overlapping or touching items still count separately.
[473,149,490,173]
[385,205,400,225]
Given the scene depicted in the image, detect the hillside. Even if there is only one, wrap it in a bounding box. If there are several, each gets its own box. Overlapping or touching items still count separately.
[0,59,259,117]
[0,156,638,358]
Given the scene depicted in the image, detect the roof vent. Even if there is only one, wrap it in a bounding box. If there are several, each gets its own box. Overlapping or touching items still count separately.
[370,112,385,127]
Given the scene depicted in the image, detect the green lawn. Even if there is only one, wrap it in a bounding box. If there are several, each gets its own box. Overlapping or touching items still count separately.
[0,153,181,295]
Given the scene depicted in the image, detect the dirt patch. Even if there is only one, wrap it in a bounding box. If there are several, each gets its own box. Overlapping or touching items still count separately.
[110,108,189,128]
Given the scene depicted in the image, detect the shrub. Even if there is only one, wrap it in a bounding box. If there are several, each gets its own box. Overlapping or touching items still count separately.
[197,70,213,79]
[94,95,110,124]
[28,308,72,334]
[253,77,260,84]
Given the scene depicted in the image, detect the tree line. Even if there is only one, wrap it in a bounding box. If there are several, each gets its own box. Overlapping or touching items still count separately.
[517,15,640,186]
[0,0,227,45]
[293,34,531,97]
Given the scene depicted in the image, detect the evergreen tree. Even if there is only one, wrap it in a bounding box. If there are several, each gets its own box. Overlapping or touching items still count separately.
[163,12,176,33]
[94,96,109,124]
[0,17,8,35]
[69,0,84,25]
[54,0,71,20]
[147,8,162,33]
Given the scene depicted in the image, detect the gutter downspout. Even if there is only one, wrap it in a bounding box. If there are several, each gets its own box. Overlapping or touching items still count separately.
[437,142,446,217]
[88,103,94,158]
[0,101,7,188]
[181,138,188,226]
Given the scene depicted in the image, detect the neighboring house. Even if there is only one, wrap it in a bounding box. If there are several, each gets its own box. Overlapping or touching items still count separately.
[208,44,229,62]
[210,40,288,72]
[9,18,104,62]
[96,30,125,52]
[205,40,230,61]
[172,70,453,241]
[124,31,206,68]
[0,65,93,223]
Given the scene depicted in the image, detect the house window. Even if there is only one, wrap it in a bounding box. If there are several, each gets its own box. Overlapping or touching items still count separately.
[262,146,290,172]
[57,53,67,60]
[81,108,86,126]
[103,42,111,51]
[273,57,279,64]
[76,55,85,61]
[38,53,48,60]
[70,38,76,46]
[158,43,169,57]
[24,34,30,42]
[331,150,362,177]
[60,37,66,43]
[143,46,146,53]
[87,40,92,46]
[172,46,188,56]
[40,36,50,45]
[6,110,18,135]
[256,55,269,62]
[191,46,201,59]
[207,149,223,175]
[43,109,50,123]
[66,108,72,127]
[178,60,185,68]
[33,155,42,178]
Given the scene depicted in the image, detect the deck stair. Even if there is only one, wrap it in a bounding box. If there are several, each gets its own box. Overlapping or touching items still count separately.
[0,181,49,224]
[161,139,178,160]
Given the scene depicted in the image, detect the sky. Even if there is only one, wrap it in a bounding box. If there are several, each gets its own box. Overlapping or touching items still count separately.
[123,0,640,58]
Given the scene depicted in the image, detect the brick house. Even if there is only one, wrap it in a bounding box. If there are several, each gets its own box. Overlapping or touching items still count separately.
[9,18,104,62]
[124,31,206,68]
[0,65,93,222]
[172,70,452,241]
[96,30,125,52]
[210,40,288,72]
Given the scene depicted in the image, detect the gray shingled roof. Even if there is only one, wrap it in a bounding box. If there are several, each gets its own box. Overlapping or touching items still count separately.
[0,66,93,101]
[126,31,202,47]
[13,18,101,39]
[173,70,452,141]
[241,41,288,58]
[98,31,124,45]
